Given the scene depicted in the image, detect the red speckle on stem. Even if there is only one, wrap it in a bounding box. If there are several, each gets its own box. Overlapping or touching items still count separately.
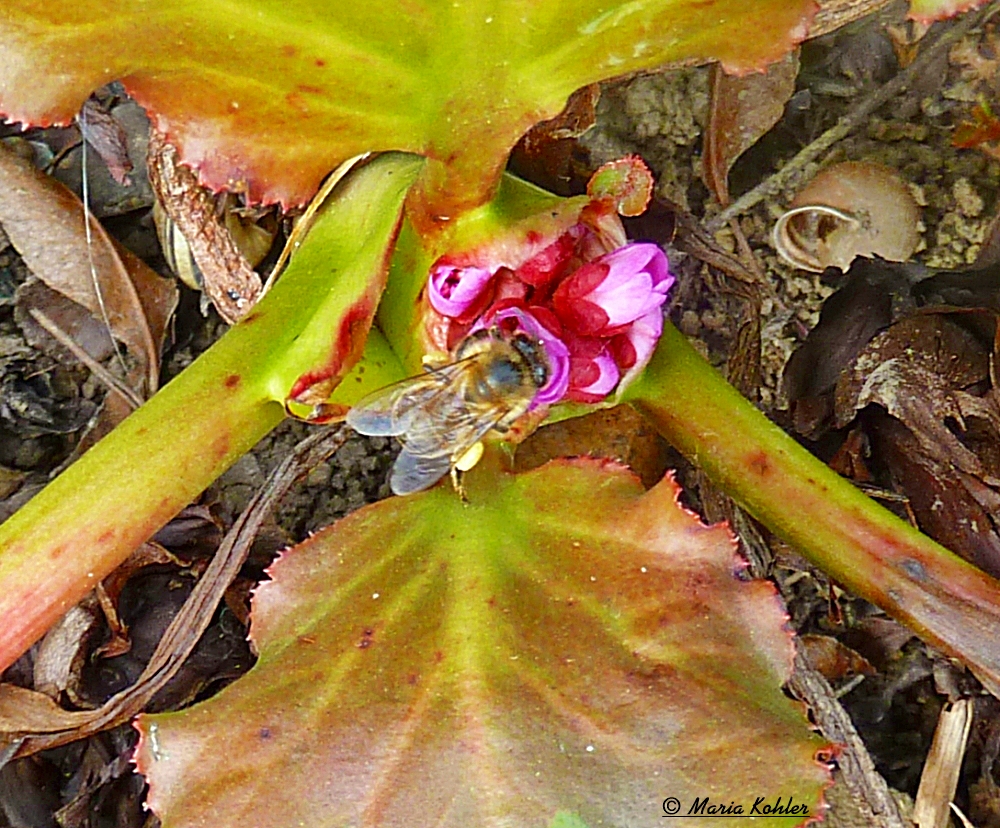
[285,92,308,113]
[224,374,241,389]
[315,58,326,68]
[213,432,231,461]
[747,451,770,477]
[97,529,115,546]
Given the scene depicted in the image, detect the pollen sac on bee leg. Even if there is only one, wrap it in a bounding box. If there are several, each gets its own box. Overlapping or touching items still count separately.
[454,441,484,472]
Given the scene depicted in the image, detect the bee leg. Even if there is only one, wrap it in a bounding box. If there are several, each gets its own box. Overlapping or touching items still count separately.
[450,466,470,504]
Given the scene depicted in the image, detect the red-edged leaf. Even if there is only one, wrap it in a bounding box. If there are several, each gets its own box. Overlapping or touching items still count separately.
[0,1,816,214]
[587,156,654,217]
[137,458,829,827]
[910,0,988,23]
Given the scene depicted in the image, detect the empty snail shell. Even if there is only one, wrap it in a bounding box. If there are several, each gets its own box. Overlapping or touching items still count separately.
[772,161,920,272]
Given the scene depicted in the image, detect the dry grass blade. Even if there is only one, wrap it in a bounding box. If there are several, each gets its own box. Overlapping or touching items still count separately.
[912,698,974,828]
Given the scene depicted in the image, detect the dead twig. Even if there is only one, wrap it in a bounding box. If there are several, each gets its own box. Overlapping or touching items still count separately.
[28,308,143,410]
[788,651,910,828]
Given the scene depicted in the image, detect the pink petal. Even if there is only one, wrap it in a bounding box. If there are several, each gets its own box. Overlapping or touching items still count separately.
[591,269,655,327]
[608,332,637,370]
[428,263,495,319]
[565,345,621,403]
[551,243,673,336]
[515,230,581,289]
[552,294,610,337]
[578,350,620,396]
[612,307,664,395]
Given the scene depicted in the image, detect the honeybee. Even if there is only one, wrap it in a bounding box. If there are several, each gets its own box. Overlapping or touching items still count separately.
[346,325,550,495]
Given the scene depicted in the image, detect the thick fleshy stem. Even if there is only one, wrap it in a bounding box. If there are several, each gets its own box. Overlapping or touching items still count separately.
[625,321,1000,696]
[0,155,419,674]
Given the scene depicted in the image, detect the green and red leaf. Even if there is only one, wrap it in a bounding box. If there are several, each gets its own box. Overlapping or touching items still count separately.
[0,0,817,215]
[909,0,988,23]
[137,456,829,828]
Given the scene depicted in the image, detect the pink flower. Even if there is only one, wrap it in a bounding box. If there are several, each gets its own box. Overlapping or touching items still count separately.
[551,242,672,338]
[422,199,673,410]
[428,263,494,320]
[474,306,570,409]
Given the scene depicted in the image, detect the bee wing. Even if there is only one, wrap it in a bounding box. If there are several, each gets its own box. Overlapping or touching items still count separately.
[389,449,454,496]
[387,393,508,495]
[345,362,468,437]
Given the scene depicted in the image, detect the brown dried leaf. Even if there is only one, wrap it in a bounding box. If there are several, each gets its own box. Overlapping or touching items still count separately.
[799,633,876,683]
[843,616,915,670]
[147,129,262,324]
[89,541,183,660]
[79,96,133,186]
[14,278,115,363]
[0,142,177,397]
[702,51,799,206]
[784,265,897,437]
[949,26,1000,86]
[508,85,599,197]
[870,410,1000,579]
[835,313,1000,577]
[0,684,93,735]
[32,602,101,701]
[0,428,347,761]
[834,315,989,443]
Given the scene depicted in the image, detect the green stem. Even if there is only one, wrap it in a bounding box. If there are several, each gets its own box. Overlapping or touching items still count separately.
[0,154,420,673]
[626,322,1000,696]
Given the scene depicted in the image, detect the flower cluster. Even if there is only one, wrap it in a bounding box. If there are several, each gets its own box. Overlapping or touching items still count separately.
[427,225,673,406]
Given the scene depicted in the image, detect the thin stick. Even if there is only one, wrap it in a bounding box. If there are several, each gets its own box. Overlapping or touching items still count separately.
[706,1,1000,233]
[76,103,131,382]
[28,308,143,410]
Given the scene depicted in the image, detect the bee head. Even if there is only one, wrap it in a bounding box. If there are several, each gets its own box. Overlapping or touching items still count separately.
[509,333,549,391]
